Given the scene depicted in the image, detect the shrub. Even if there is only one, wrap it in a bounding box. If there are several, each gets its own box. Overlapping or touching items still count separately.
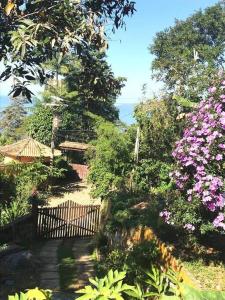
[166,77,225,234]
[95,240,161,286]
[53,157,74,179]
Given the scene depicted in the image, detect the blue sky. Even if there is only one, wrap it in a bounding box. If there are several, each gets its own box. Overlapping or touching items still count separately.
[107,0,219,104]
[0,0,219,108]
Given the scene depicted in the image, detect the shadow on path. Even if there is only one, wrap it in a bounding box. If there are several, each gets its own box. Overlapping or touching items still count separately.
[39,237,94,300]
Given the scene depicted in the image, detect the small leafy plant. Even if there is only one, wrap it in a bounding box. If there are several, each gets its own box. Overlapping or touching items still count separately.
[8,288,52,300]
[76,269,137,300]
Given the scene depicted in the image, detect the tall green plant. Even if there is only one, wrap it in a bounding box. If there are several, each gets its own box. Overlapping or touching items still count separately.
[88,121,133,198]
[76,269,137,300]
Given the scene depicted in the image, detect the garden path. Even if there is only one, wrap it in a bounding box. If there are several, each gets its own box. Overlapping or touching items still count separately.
[39,238,94,299]
[39,240,61,290]
[48,180,100,207]
[72,237,94,290]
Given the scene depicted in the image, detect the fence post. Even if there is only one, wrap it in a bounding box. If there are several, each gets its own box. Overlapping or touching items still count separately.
[30,188,39,239]
[32,201,38,239]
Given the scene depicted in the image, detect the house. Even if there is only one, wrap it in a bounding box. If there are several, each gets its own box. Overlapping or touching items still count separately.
[59,141,91,180]
[0,138,61,164]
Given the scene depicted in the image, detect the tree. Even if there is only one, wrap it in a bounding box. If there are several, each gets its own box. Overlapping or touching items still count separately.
[0,97,27,139]
[0,0,135,100]
[26,103,53,145]
[26,52,125,145]
[88,121,133,198]
[135,98,181,162]
[65,51,125,122]
[131,98,182,194]
[150,2,225,101]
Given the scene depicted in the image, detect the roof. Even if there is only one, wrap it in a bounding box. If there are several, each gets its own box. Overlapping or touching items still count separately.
[59,141,90,151]
[0,138,61,158]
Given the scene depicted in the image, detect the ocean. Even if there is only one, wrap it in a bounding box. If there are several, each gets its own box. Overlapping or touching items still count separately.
[0,96,136,125]
[116,103,136,125]
[0,96,9,107]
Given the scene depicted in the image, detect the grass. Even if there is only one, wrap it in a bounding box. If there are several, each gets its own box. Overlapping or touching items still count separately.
[57,239,77,291]
[183,259,225,291]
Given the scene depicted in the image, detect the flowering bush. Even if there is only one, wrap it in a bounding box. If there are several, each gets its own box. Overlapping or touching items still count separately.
[168,78,225,233]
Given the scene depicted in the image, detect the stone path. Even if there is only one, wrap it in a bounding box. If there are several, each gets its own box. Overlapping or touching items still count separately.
[72,238,94,290]
[48,180,101,207]
[39,240,61,290]
[39,238,94,299]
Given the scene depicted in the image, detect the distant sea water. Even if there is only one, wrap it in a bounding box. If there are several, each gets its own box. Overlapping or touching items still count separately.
[0,96,136,125]
[0,96,9,108]
[116,103,136,125]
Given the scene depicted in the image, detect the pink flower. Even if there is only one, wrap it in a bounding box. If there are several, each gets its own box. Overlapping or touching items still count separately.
[171,79,225,229]
[216,194,225,208]
[213,213,225,230]
[184,224,195,231]
[208,87,217,93]
[215,154,223,161]
[159,210,171,224]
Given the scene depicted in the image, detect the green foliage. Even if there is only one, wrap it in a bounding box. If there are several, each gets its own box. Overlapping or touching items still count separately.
[150,2,225,100]
[0,0,135,100]
[0,200,28,226]
[53,157,74,179]
[57,240,76,290]
[7,268,225,300]
[132,98,181,197]
[0,243,8,252]
[133,159,173,194]
[145,266,172,298]
[77,264,225,300]
[25,52,124,146]
[65,52,125,123]
[0,171,16,203]
[179,283,225,300]
[76,269,136,300]
[172,96,197,109]
[95,241,161,285]
[8,292,27,300]
[135,98,181,163]
[14,161,64,197]
[164,190,216,235]
[88,121,133,198]
[26,104,53,146]
[8,288,52,300]
[0,98,27,139]
[103,192,159,233]
[0,161,64,227]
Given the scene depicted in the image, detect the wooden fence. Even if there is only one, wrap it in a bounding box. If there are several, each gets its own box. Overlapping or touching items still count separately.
[37,200,100,239]
[0,214,34,243]
[107,226,198,288]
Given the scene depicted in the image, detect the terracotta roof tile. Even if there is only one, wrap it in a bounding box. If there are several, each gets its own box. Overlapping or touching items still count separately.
[0,138,61,158]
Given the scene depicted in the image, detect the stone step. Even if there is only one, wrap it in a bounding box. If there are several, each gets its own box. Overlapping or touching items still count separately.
[41,272,60,280]
[41,279,60,290]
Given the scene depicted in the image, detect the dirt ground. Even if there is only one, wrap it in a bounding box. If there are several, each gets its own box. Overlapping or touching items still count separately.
[47,180,101,207]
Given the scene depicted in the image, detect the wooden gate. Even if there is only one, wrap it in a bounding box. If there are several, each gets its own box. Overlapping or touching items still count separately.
[37,200,100,239]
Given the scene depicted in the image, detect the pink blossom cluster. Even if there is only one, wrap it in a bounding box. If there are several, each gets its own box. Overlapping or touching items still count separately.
[171,81,225,231]
[159,210,171,223]
[184,223,195,231]
[213,213,225,230]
